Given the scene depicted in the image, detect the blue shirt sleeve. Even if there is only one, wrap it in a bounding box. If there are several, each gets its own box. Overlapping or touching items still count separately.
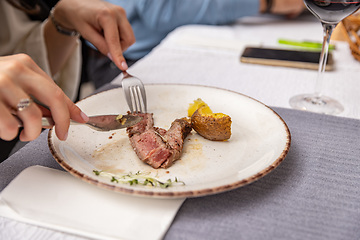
[105,0,260,60]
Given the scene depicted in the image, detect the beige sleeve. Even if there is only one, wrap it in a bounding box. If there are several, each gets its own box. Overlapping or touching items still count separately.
[0,1,82,101]
[14,21,82,102]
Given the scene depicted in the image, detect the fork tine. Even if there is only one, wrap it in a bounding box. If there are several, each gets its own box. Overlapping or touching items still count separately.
[136,85,147,113]
[131,85,147,113]
[122,72,147,113]
[130,86,142,113]
[128,86,136,113]
[124,85,134,113]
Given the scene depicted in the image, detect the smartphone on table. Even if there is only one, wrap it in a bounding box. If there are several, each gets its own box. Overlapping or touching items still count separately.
[240,47,334,71]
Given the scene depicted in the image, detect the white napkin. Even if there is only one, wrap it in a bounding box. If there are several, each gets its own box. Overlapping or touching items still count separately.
[0,166,185,240]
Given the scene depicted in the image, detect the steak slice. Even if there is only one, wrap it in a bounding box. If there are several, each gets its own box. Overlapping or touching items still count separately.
[126,112,154,137]
[127,114,192,169]
[129,128,173,169]
[160,119,192,168]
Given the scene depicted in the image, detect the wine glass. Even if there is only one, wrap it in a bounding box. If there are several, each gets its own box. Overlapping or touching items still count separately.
[289,0,360,115]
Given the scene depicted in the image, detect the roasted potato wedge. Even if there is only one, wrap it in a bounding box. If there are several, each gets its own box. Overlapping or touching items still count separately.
[190,105,232,141]
[188,98,209,117]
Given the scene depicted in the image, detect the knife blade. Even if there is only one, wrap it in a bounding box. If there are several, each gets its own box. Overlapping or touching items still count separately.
[15,114,143,131]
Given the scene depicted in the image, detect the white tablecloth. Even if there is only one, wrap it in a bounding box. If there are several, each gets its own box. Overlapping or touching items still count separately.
[112,15,360,119]
[1,14,360,240]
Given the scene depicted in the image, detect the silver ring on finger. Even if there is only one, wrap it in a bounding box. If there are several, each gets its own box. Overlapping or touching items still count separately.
[16,98,33,112]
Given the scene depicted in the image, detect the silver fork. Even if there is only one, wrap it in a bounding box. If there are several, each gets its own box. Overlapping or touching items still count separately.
[121,71,147,113]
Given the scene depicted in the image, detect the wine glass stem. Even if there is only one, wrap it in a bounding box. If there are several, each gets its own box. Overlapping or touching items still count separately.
[315,23,336,98]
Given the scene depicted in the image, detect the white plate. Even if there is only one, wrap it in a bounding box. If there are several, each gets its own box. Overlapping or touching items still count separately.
[48,84,291,198]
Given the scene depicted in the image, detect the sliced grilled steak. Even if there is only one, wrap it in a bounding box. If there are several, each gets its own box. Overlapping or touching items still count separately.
[160,119,192,168]
[126,112,154,137]
[127,113,192,169]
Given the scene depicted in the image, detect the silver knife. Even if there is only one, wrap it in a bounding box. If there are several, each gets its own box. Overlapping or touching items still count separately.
[15,114,143,131]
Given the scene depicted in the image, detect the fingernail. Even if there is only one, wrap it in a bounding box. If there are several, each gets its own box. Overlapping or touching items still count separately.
[121,61,128,70]
[81,111,89,122]
[107,53,113,61]
[63,132,68,141]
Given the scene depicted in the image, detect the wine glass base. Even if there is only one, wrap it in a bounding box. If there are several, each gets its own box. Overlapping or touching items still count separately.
[289,94,344,115]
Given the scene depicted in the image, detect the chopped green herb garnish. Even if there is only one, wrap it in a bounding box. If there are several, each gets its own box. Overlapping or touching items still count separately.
[92,170,185,188]
[111,176,119,183]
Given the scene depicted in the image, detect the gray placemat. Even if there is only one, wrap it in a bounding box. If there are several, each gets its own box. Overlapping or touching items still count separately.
[1,84,359,239]
[165,107,360,240]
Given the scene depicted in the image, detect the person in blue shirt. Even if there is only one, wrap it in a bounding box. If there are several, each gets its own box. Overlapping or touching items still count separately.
[84,0,305,88]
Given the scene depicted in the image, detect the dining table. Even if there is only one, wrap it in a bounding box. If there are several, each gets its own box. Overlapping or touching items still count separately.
[0,13,360,240]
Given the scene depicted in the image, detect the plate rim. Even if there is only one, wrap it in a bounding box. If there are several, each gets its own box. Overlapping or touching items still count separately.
[48,84,291,198]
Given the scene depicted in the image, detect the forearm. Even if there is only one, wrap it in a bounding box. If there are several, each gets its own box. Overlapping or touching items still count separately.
[259,0,267,13]
[259,0,305,16]
[43,10,78,76]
